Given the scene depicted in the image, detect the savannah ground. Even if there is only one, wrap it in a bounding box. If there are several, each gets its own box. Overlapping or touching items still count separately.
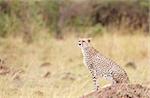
[0,32,149,98]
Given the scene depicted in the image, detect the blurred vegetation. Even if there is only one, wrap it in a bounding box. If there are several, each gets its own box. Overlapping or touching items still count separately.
[0,0,149,40]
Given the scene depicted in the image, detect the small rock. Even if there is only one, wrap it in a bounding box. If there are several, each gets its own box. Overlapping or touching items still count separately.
[43,71,51,78]
[34,90,44,96]
[0,65,10,75]
[125,62,136,69]
[40,62,51,67]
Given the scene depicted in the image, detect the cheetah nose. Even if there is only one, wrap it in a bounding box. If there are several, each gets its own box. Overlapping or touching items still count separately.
[79,44,81,46]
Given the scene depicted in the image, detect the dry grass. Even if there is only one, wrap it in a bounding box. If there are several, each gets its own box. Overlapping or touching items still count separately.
[0,33,149,98]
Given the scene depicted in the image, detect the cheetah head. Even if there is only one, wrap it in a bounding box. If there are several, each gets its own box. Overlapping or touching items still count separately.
[78,38,91,49]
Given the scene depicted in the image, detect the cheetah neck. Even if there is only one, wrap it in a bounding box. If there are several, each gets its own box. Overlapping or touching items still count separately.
[81,46,98,58]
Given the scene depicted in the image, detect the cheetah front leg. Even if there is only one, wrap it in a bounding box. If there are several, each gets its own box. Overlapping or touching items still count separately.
[93,75,99,91]
[90,70,99,91]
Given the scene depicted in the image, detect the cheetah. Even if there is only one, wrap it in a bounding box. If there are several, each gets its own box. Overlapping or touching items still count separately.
[78,38,129,91]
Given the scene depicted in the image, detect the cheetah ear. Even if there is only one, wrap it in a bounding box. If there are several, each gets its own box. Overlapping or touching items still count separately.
[87,38,91,43]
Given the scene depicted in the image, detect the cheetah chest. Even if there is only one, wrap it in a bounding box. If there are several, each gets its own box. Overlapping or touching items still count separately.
[84,55,113,77]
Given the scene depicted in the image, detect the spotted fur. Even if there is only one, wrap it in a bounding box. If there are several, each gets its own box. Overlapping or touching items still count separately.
[78,38,129,91]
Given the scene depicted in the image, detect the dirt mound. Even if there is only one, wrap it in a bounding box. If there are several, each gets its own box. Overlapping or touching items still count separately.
[81,83,150,98]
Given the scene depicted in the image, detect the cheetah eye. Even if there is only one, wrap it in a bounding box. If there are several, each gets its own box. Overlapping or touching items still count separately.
[78,41,81,42]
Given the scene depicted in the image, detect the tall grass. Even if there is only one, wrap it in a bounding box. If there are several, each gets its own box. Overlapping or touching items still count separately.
[0,33,149,98]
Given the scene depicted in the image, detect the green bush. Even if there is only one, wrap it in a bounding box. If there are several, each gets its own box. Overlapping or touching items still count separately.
[0,0,149,39]
[41,0,60,31]
[0,0,46,39]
